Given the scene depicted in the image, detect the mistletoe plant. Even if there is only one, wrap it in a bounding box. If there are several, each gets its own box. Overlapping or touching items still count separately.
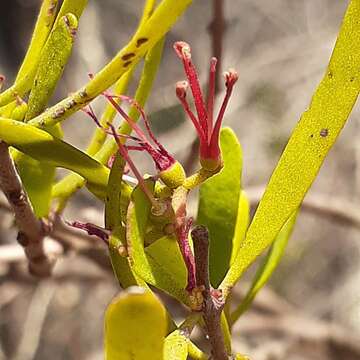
[0,0,360,359]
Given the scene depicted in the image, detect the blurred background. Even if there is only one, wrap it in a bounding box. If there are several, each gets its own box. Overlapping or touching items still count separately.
[0,0,359,359]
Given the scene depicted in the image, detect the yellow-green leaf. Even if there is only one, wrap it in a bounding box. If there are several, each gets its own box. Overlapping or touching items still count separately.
[15,14,78,217]
[54,0,88,26]
[26,13,78,120]
[126,182,190,305]
[0,119,109,198]
[105,287,166,360]
[145,235,188,289]
[197,127,243,287]
[164,330,188,360]
[230,190,250,265]
[221,0,360,295]
[15,0,59,84]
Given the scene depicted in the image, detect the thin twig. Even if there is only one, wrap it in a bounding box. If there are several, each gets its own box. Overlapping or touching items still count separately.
[210,0,225,91]
[192,225,229,360]
[0,141,54,276]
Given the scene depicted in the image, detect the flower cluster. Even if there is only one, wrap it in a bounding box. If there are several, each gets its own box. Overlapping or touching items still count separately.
[73,41,238,296]
[174,41,238,171]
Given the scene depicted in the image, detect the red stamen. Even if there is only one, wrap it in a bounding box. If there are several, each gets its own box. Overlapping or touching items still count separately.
[210,69,239,154]
[82,105,102,128]
[109,124,157,206]
[207,57,217,141]
[104,92,149,144]
[82,106,143,143]
[176,81,206,142]
[177,217,196,291]
[174,42,208,135]
[111,95,164,151]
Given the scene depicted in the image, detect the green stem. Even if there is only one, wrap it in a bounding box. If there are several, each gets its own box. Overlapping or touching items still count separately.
[183,167,220,190]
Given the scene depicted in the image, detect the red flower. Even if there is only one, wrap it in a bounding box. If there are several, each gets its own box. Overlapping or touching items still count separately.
[174,41,238,171]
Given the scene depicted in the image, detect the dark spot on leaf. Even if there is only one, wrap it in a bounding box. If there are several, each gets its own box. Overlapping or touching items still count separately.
[328,71,333,79]
[136,37,148,47]
[123,61,132,67]
[310,134,314,138]
[320,128,329,137]
[350,76,355,82]
[121,53,135,61]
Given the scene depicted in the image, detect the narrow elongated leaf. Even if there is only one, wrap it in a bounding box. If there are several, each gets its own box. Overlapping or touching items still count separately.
[126,182,190,305]
[230,212,297,325]
[26,14,78,120]
[164,330,188,360]
[105,287,166,360]
[15,0,59,86]
[230,190,250,265]
[221,0,360,295]
[54,0,88,26]
[197,127,243,287]
[0,119,109,198]
[15,14,78,217]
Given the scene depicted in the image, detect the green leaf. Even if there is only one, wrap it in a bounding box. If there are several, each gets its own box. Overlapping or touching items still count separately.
[197,127,243,287]
[108,226,144,289]
[126,182,190,305]
[15,0,60,85]
[105,153,129,229]
[221,0,360,295]
[15,14,78,217]
[26,13,78,120]
[105,287,166,360]
[104,152,138,288]
[54,0,88,26]
[230,212,297,325]
[0,119,109,198]
[230,190,250,265]
[145,235,187,289]
[164,330,188,360]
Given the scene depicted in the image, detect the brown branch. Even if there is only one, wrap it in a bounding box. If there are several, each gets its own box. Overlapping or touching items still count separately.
[0,141,54,276]
[210,0,225,92]
[192,225,229,360]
